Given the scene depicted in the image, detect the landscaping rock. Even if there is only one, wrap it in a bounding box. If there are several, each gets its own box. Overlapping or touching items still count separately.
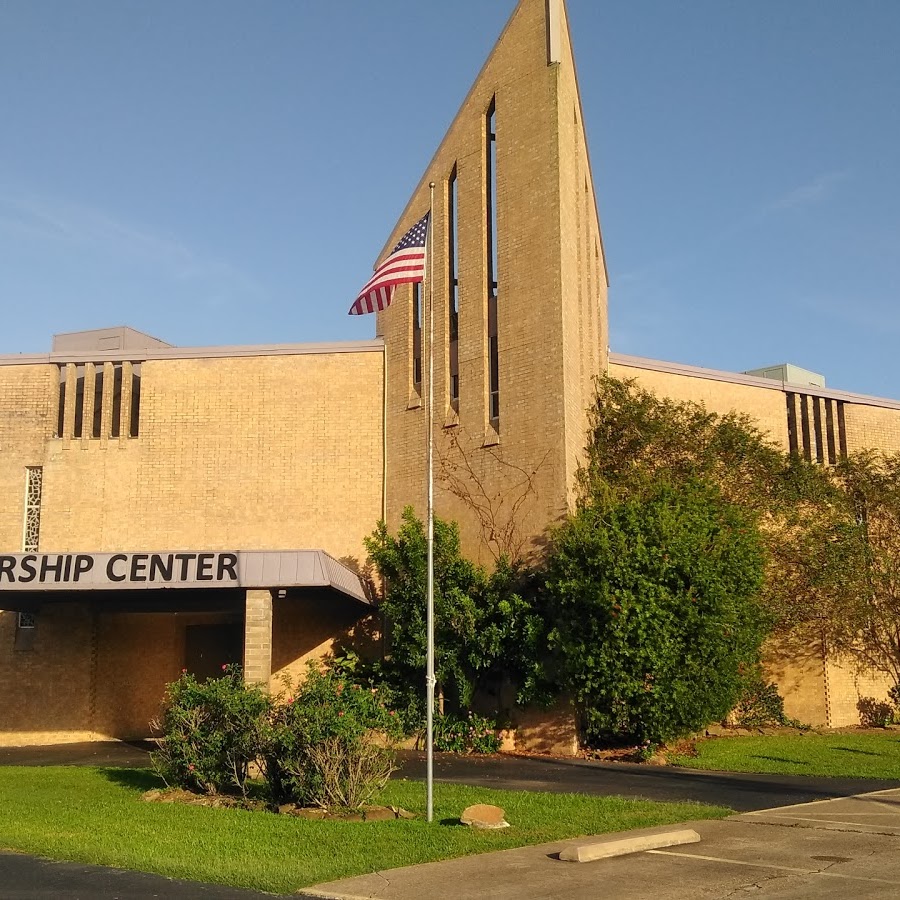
[393,806,416,820]
[460,804,510,829]
[292,808,327,820]
[361,806,395,821]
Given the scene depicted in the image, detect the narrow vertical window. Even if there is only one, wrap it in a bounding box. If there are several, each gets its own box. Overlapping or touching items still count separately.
[786,393,799,456]
[486,99,498,300]
[486,98,499,423]
[92,366,104,438]
[23,466,42,552]
[111,364,123,438]
[799,394,812,462]
[56,366,66,438]
[130,364,142,438]
[73,366,85,438]
[448,166,459,408]
[837,401,849,459]
[812,397,825,464]
[824,399,837,465]
[412,282,423,391]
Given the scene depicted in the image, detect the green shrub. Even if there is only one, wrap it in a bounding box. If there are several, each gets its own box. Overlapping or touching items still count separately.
[546,478,767,746]
[732,666,802,728]
[857,696,895,729]
[264,666,404,809]
[365,508,555,712]
[151,665,271,797]
[433,712,502,754]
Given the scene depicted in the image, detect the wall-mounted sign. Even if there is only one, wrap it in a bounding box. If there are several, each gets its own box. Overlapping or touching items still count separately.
[0,552,239,591]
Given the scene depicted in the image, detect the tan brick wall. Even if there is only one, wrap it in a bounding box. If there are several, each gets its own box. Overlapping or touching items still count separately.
[0,365,56,551]
[27,351,384,562]
[612,363,900,727]
[0,604,94,744]
[844,404,900,455]
[555,0,607,504]
[93,611,235,740]
[764,638,828,727]
[378,0,603,563]
[825,652,894,727]
[609,364,791,448]
[0,349,383,742]
[270,591,376,692]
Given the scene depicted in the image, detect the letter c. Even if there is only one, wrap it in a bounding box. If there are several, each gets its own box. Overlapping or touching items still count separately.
[107,555,128,583]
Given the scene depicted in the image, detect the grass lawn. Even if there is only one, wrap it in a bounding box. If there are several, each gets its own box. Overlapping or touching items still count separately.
[669,732,900,779]
[0,767,729,893]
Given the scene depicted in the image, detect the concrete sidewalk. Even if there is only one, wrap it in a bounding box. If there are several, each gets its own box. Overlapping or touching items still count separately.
[308,787,900,900]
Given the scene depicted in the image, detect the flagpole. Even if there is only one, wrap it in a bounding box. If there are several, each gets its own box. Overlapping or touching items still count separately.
[425,181,436,824]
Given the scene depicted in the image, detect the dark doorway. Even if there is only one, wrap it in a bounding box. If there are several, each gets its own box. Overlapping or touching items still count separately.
[185,623,242,681]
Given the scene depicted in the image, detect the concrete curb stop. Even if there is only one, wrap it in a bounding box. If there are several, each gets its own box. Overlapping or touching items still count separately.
[557,828,701,863]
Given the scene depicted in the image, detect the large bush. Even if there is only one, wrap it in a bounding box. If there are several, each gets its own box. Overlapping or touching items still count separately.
[151,665,271,797]
[365,507,553,715]
[545,478,767,745]
[264,666,404,809]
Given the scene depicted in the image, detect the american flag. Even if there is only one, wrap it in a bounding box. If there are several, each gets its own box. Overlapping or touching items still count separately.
[348,212,430,315]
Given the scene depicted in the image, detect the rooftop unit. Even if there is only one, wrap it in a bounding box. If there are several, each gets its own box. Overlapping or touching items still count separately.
[51,326,172,355]
[743,363,825,388]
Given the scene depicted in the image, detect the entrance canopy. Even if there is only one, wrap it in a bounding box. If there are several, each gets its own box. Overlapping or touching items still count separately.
[0,550,370,604]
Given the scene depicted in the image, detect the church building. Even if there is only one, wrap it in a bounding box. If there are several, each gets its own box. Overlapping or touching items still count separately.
[2,0,899,747]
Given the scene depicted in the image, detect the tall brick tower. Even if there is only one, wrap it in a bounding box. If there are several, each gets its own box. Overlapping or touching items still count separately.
[377,0,607,563]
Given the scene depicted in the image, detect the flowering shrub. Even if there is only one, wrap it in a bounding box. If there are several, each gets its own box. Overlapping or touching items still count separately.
[264,665,405,809]
[151,665,271,797]
[433,712,501,754]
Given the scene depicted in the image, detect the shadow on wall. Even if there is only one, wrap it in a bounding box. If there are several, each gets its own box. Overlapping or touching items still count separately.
[270,586,380,690]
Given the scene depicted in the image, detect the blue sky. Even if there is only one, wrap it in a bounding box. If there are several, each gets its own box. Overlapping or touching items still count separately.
[1,1,898,398]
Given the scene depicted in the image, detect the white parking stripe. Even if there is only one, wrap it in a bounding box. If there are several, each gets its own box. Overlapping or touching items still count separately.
[647,850,900,885]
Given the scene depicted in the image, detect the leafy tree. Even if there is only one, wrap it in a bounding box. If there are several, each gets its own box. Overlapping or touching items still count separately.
[364,507,552,716]
[545,478,767,745]
[794,452,900,688]
[581,376,840,635]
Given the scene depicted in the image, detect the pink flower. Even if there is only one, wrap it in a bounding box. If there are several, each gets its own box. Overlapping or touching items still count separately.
[389,710,396,717]
[188,764,195,771]
[221,664,228,671]
[338,711,345,717]
[286,697,294,704]
[181,668,187,674]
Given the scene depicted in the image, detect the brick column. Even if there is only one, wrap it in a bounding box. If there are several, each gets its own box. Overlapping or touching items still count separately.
[243,589,273,690]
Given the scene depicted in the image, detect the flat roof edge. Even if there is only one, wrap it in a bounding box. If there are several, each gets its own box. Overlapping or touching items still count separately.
[610,352,900,412]
[0,339,385,367]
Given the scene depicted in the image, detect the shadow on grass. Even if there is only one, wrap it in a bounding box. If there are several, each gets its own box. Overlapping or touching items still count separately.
[100,768,165,792]
[831,747,880,756]
[750,756,809,766]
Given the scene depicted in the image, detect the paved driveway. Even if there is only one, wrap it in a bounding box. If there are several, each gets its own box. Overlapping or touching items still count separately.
[3,742,897,813]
